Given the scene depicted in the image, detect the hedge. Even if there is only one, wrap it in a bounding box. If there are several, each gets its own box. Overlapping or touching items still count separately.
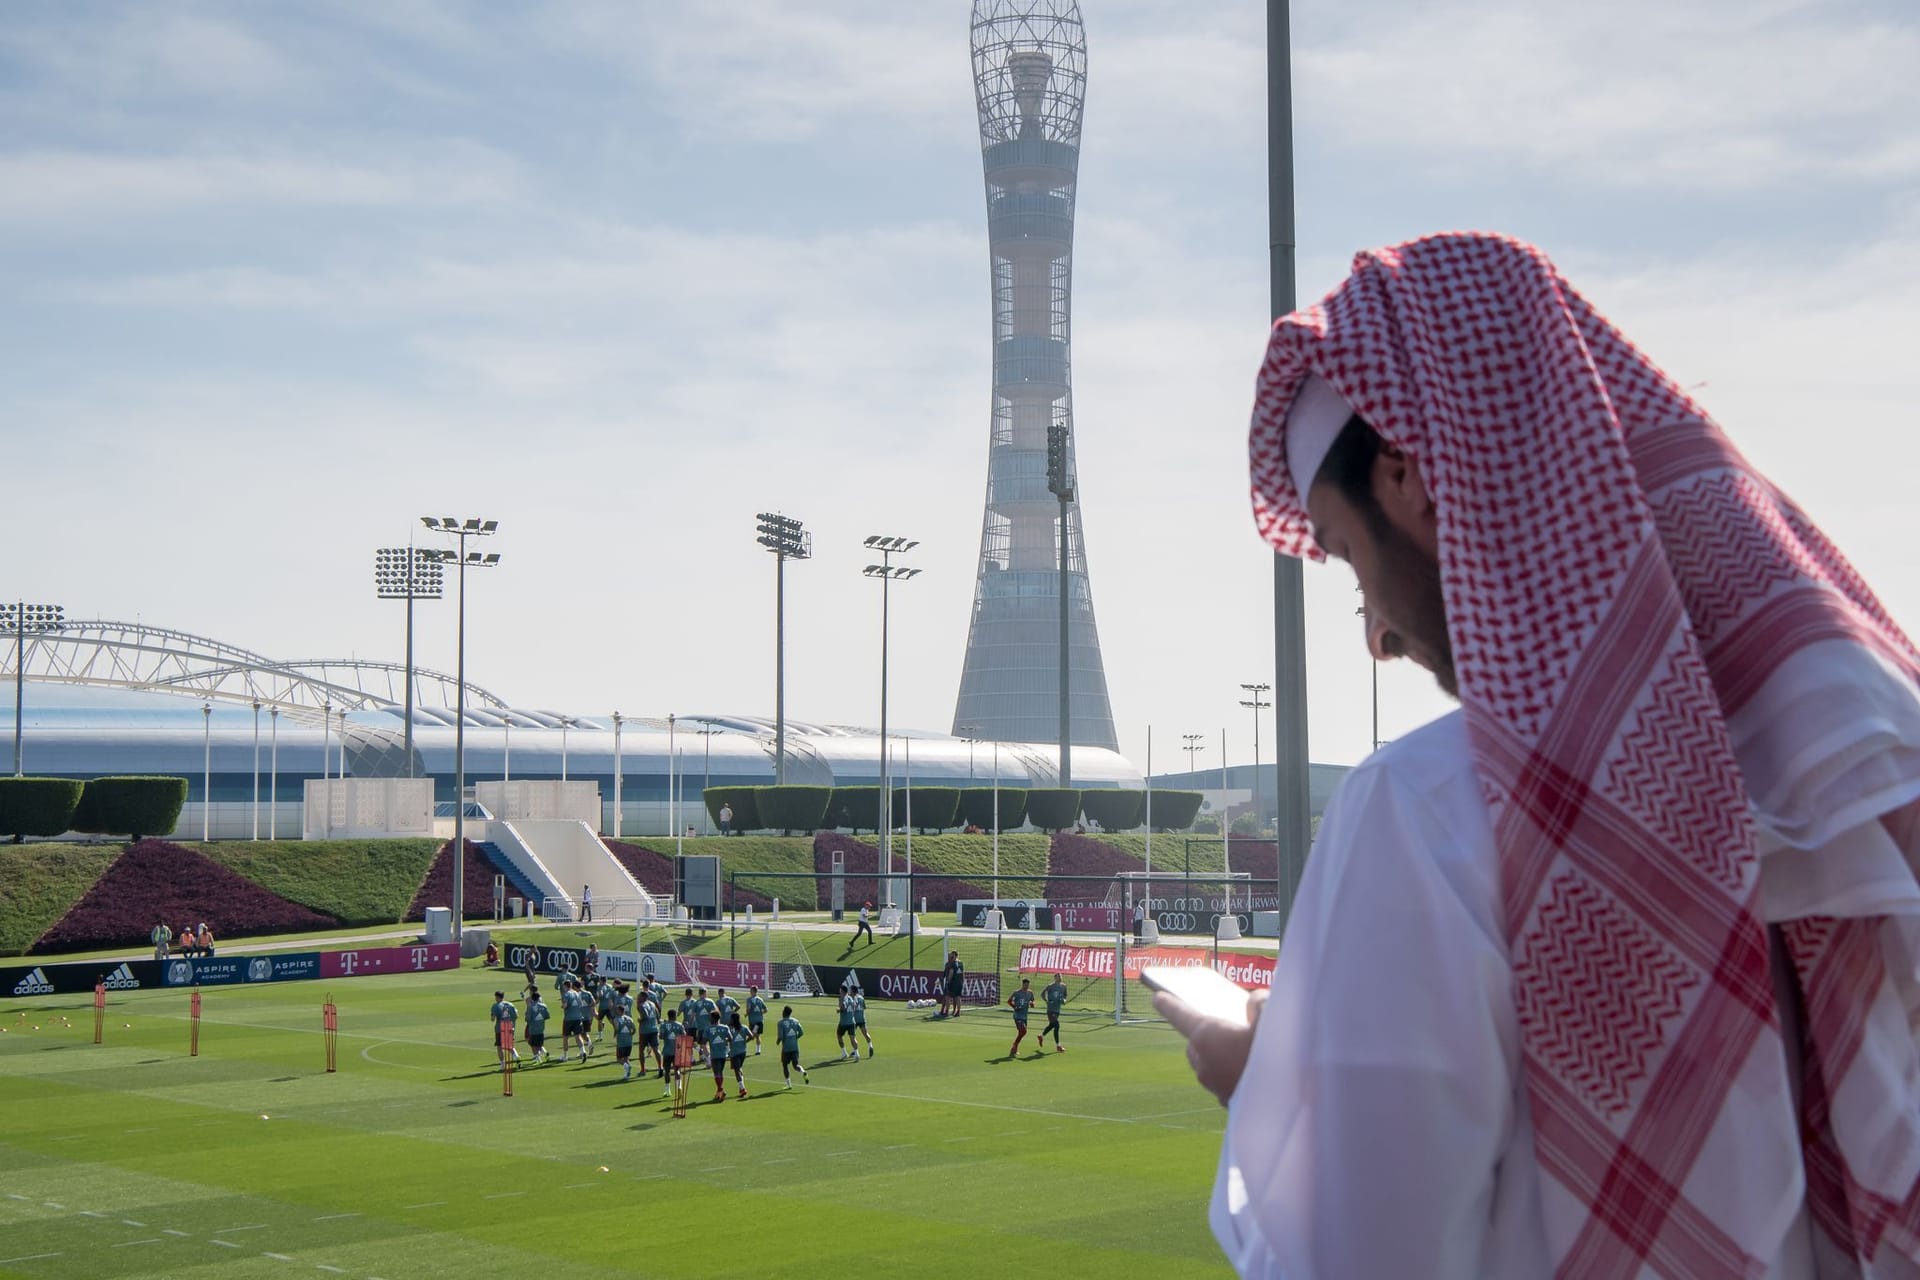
[1025,787,1083,832]
[702,786,760,834]
[753,785,832,835]
[958,786,1027,833]
[829,786,882,832]
[0,777,85,841]
[1147,789,1206,831]
[70,776,188,842]
[893,785,960,833]
[1080,788,1144,832]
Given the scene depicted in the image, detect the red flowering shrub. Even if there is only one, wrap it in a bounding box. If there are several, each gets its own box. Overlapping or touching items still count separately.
[31,839,337,954]
[405,839,513,922]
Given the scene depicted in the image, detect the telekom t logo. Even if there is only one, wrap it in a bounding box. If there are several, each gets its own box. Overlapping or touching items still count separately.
[409,948,429,970]
[338,952,359,975]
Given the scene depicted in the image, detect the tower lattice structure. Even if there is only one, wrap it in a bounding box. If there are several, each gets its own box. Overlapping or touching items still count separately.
[952,0,1117,756]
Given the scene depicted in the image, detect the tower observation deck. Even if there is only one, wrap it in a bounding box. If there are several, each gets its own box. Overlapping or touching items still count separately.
[953,0,1118,756]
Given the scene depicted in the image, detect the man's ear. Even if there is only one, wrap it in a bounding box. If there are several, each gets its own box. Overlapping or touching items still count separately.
[1373,444,1438,548]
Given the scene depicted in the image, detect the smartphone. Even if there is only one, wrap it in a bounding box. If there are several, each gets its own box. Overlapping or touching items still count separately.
[1140,964,1251,1027]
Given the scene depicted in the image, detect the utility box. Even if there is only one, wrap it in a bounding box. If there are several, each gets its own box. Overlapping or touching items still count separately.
[674,855,721,922]
[423,907,453,944]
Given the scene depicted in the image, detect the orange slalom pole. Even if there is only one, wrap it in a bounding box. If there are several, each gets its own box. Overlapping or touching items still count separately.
[323,995,338,1073]
[93,981,105,1045]
[189,989,202,1057]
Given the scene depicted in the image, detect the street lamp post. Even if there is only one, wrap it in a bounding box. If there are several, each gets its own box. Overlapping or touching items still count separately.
[375,547,445,778]
[864,535,920,906]
[559,715,576,783]
[422,515,501,941]
[3,602,63,776]
[1045,425,1076,787]
[754,513,811,784]
[201,702,213,841]
[611,711,623,838]
[269,706,280,839]
[1239,682,1272,831]
[251,700,261,840]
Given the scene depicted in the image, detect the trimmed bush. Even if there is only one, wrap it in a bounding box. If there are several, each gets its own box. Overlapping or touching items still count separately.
[753,785,831,835]
[1080,788,1144,832]
[958,787,1027,833]
[703,786,760,834]
[1149,789,1206,831]
[829,786,882,832]
[71,776,188,842]
[1025,788,1083,832]
[892,785,960,833]
[0,777,84,841]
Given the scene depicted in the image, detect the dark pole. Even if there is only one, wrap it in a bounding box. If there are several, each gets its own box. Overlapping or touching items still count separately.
[453,534,467,934]
[404,562,416,777]
[775,549,786,785]
[11,607,21,777]
[1058,494,1071,787]
[1268,0,1311,919]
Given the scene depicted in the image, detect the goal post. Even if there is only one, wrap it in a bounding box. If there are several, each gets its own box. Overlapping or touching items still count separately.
[630,918,825,999]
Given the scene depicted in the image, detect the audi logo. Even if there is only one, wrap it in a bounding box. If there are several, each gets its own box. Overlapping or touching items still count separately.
[1156,912,1196,932]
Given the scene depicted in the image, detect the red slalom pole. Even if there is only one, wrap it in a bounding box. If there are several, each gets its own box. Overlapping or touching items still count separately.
[323,995,338,1073]
[189,989,202,1057]
[93,981,105,1045]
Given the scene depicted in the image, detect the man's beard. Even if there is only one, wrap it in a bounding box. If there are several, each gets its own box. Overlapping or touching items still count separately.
[1364,506,1457,699]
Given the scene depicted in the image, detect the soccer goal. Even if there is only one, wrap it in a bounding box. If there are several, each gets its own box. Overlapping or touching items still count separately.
[938,926,1270,1025]
[632,918,826,1000]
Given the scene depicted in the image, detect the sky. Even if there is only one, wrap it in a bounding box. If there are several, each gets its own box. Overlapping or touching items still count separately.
[2,0,1916,775]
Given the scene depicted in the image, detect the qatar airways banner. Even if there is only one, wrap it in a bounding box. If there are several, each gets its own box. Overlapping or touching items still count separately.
[320,943,459,978]
[1016,943,1276,991]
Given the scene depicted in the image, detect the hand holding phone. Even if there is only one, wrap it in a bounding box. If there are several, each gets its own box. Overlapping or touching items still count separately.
[1141,964,1252,1028]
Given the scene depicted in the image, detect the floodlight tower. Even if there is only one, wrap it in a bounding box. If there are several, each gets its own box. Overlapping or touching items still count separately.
[2,602,63,776]
[954,1,1117,757]
[755,513,811,784]
[374,547,445,777]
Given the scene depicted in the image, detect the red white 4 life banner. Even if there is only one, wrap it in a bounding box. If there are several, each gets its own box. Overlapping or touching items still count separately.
[1016,943,1276,990]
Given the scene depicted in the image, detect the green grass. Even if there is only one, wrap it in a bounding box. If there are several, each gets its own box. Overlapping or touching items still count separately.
[0,967,1229,1278]
[627,836,820,910]
[893,833,1052,881]
[192,839,443,925]
[1092,834,1229,875]
[0,843,121,955]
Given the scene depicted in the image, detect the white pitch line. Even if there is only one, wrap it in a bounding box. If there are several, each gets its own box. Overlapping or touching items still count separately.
[211,1240,241,1249]
[482,1192,524,1201]
[317,1266,346,1274]
[163,1228,191,1236]
[0,1254,62,1265]
[213,1225,267,1233]
[79,1210,107,1218]
[263,1252,295,1261]
[313,1212,361,1221]
[883,1143,914,1150]
[120,1219,146,1227]
[5,1194,29,1201]
[762,1157,796,1165]
[402,1202,445,1211]
[42,1202,64,1209]
[111,1238,162,1247]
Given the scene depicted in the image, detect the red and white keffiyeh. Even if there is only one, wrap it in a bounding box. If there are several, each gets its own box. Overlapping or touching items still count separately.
[1249,232,1920,1277]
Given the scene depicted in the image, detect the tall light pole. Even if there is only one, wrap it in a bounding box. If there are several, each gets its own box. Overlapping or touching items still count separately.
[559,715,576,783]
[1239,682,1271,831]
[1045,425,1075,786]
[864,534,920,903]
[375,546,444,777]
[754,513,811,784]
[269,706,280,839]
[502,713,513,783]
[201,701,213,842]
[611,711,622,838]
[1181,733,1205,778]
[251,700,262,840]
[422,515,501,941]
[667,713,677,843]
[692,721,719,834]
[957,723,983,782]
[322,701,332,784]
[2,602,63,776]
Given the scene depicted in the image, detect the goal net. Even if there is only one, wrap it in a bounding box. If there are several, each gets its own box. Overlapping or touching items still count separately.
[632,918,825,1000]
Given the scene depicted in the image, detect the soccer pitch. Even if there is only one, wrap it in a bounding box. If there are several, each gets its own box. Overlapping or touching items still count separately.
[0,967,1229,1279]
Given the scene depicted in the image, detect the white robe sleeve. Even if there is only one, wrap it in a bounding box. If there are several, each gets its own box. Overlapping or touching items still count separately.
[1210,721,1524,1278]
